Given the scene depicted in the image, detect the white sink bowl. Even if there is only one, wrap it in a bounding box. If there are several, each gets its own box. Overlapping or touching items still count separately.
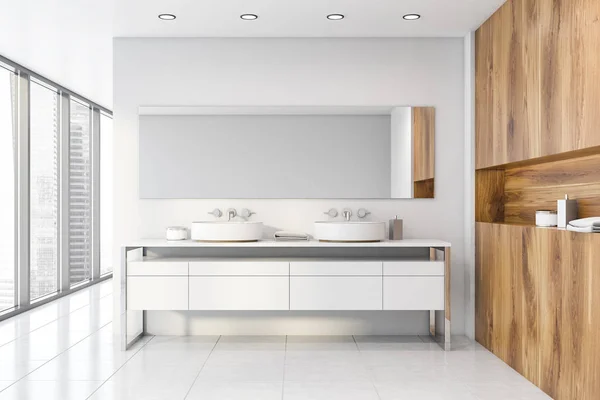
[314,221,386,242]
[191,221,263,242]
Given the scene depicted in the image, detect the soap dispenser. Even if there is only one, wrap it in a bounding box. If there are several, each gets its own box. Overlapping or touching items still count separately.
[388,216,403,240]
[557,194,578,228]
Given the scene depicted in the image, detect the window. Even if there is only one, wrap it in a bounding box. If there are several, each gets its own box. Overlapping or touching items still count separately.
[100,113,113,275]
[69,99,92,286]
[0,56,112,321]
[29,80,59,301]
[0,67,17,312]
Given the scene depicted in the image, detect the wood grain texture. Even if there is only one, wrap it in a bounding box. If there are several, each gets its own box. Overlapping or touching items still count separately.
[475,170,505,222]
[539,0,600,156]
[476,153,600,224]
[413,178,434,199]
[475,0,540,169]
[412,107,435,182]
[475,223,539,382]
[537,229,600,399]
[503,153,600,224]
[476,222,600,399]
[476,0,600,169]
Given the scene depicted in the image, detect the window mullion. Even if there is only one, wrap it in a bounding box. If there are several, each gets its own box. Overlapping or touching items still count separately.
[59,92,70,292]
[16,72,30,307]
[91,107,100,280]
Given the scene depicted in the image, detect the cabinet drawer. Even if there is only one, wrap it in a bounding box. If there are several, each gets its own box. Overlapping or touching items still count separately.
[383,261,444,276]
[189,261,288,276]
[127,261,188,276]
[127,277,188,310]
[189,277,289,310]
[290,261,382,276]
[290,276,382,310]
[383,276,444,310]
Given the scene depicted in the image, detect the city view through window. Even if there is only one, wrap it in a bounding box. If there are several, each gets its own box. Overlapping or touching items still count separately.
[0,61,112,315]
[0,67,16,311]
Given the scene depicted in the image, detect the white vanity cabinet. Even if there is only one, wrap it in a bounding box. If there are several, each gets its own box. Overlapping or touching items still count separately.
[122,240,452,351]
[126,260,189,310]
[289,261,382,310]
[188,261,289,310]
[383,261,445,310]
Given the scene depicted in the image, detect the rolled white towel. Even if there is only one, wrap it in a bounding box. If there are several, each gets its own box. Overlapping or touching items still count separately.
[274,231,310,241]
[568,217,600,229]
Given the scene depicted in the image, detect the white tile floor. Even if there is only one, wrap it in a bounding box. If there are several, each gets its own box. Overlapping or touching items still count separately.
[0,279,550,400]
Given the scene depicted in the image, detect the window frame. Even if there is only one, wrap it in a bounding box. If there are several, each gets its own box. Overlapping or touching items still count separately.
[0,54,112,321]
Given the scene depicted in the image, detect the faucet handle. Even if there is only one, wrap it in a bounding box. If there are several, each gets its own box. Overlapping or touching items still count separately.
[239,208,255,219]
[357,208,371,219]
[207,208,222,218]
[323,208,338,218]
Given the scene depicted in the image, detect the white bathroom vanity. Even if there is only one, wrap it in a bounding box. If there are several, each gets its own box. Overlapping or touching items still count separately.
[121,239,451,351]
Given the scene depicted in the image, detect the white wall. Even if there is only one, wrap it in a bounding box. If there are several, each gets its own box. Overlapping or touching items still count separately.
[113,38,465,336]
[463,32,476,339]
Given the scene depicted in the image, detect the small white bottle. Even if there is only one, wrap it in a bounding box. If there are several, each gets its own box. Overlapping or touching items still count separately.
[557,194,578,228]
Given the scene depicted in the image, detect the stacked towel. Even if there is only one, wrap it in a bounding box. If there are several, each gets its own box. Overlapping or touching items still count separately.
[273,231,310,241]
[566,217,600,233]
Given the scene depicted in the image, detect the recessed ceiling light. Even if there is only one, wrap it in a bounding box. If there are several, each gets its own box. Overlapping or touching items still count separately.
[158,13,176,20]
[403,14,421,20]
[240,14,258,20]
[327,14,345,20]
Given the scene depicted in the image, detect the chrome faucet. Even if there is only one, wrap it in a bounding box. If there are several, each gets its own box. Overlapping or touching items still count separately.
[226,208,237,221]
[342,208,352,221]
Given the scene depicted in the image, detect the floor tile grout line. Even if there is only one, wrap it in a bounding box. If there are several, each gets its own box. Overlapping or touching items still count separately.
[281,335,288,400]
[183,335,222,400]
[352,335,383,400]
[0,285,114,350]
[84,335,156,400]
[0,318,114,395]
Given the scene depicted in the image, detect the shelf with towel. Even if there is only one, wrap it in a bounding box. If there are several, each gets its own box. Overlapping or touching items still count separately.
[476,148,600,226]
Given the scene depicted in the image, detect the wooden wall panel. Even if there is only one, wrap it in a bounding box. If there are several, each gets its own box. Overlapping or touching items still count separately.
[475,223,539,383]
[539,0,600,156]
[537,229,600,399]
[475,0,540,169]
[476,0,600,169]
[475,170,505,222]
[476,222,600,399]
[412,107,435,182]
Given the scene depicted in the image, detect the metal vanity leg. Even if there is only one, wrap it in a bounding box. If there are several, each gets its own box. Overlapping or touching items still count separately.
[429,310,436,336]
[442,247,451,351]
[428,247,451,351]
[121,247,145,351]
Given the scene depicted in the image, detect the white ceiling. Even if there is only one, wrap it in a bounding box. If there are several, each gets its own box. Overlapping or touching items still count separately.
[114,0,505,38]
[0,0,113,109]
[0,0,505,110]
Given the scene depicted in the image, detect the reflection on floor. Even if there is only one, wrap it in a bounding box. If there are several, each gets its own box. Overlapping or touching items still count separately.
[0,279,549,399]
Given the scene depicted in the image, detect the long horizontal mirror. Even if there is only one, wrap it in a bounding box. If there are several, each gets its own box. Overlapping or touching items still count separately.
[139,106,435,199]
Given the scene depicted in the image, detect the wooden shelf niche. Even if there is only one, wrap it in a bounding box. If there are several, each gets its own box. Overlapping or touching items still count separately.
[476,147,600,225]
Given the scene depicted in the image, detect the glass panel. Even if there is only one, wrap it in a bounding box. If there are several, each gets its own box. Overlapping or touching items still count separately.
[100,113,113,276]
[0,68,17,311]
[69,100,92,286]
[30,81,59,300]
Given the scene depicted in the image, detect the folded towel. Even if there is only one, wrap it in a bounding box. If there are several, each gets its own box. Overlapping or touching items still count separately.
[568,217,600,229]
[274,231,309,241]
[566,224,597,233]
